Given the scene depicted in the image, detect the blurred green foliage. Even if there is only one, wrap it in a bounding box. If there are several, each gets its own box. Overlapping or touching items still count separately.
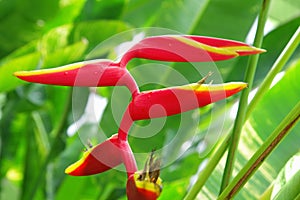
[0,0,300,199]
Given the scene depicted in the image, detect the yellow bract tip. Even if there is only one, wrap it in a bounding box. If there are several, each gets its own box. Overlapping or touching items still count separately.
[224,45,266,54]
[133,173,162,196]
[64,151,90,175]
[178,82,247,92]
[14,62,86,77]
[172,36,239,56]
[14,59,112,78]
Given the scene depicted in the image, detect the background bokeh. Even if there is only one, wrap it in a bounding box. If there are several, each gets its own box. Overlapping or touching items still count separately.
[0,0,300,199]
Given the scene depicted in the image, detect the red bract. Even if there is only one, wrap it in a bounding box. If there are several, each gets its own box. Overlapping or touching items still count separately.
[65,134,124,176]
[14,59,139,95]
[120,35,265,66]
[65,133,137,177]
[128,81,247,120]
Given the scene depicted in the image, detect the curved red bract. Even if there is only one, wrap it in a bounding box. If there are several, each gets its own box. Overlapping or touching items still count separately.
[120,35,265,66]
[128,82,247,120]
[14,60,139,95]
[65,134,123,176]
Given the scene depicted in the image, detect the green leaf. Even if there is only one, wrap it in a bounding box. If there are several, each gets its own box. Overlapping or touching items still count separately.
[69,20,132,54]
[144,0,210,33]
[256,16,300,81]
[45,86,72,132]
[42,40,88,67]
[121,0,163,27]
[42,0,86,31]
[0,53,41,92]
[1,1,300,199]
[269,0,300,25]
[226,16,300,85]
[159,178,190,200]
[39,25,73,54]
[56,176,97,200]
[0,0,85,57]
[199,59,300,199]
[0,178,19,200]
[78,0,127,20]
[192,0,261,39]
[271,153,300,200]
[0,0,59,57]
[0,40,87,93]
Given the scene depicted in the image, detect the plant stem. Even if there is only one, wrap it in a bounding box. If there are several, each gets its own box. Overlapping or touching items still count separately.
[188,0,212,34]
[183,25,300,198]
[218,101,300,199]
[117,107,137,176]
[183,134,231,200]
[0,93,19,195]
[219,0,271,192]
[245,26,300,119]
[20,116,33,200]
[23,88,73,200]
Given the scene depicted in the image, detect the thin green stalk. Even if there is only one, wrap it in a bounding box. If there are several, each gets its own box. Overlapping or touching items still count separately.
[23,88,72,200]
[246,26,300,119]
[96,183,115,200]
[0,95,17,195]
[220,0,271,192]
[184,134,230,200]
[20,117,34,200]
[183,26,300,198]
[218,101,300,199]
[187,0,211,34]
[32,111,50,156]
[0,102,15,194]
[183,24,299,200]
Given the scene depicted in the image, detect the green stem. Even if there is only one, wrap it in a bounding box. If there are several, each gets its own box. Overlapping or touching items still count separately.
[183,25,300,198]
[220,0,271,192]
[32,111,50,156]
[183,134,231,200]
[0,94,18,195]
[188,0,212,34]
[245,26,300,119]
[23,88,72,200]
[20,117,33,200]
[218,101,300,199]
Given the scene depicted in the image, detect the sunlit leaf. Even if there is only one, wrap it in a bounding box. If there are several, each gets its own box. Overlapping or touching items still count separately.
[199,59,300,199]
[270,153,300,200]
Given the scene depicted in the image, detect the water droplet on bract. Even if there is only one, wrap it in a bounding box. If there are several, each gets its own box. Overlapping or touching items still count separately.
[64,72,69,75]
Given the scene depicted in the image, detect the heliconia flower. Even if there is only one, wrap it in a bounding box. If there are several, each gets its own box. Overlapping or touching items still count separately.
[65,134,124,176]
[126,151,162,200]
[12,34,261,199]
[14,59,139,95]
[120,35,265,66]
[128,81,247,120]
